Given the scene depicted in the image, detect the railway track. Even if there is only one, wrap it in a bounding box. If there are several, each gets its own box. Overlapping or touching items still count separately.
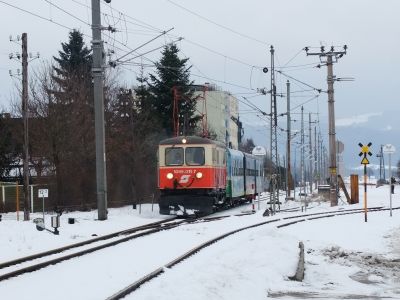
[0,218,177,270]
[106,206,400,300]
[0,212,254,282]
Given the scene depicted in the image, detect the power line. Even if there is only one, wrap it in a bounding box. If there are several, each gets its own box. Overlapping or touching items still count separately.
[241,96,269,116]
[277,62,321,69]
[75,0,268,77]
[72,0,313,80]
[291,94,320,112]
[113,28,175,64]
[165,0,270,46]
[43,0,90,26]
[179,38,264,69]
[1,0,323,121]
[117,40,182,65]
[276,70,324,93]
[282,48,303,67]
[0,0,73,31]
[191,73,256,91]
[277,64,322,73]
[71,0,164,33]
[179,49,262,94]
[0,0,130,66]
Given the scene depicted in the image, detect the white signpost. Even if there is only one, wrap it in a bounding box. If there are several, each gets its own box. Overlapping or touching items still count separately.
[38,189,49,220]
[383,144,396,217]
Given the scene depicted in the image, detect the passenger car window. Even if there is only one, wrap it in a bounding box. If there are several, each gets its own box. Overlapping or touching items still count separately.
[165,147,184,166]
[185,147,205,166]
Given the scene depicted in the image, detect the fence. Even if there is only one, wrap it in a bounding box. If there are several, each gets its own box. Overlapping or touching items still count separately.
[0,182,50,215]
[0,183,159,219]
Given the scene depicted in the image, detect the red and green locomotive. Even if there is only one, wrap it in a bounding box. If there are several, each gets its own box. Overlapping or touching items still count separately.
[158,136,264,215]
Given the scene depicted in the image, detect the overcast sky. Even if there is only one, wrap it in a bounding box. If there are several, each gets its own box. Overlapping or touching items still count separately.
[1,0,400,164]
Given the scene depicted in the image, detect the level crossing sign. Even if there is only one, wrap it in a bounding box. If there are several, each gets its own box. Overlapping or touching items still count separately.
[358,142,372,165]
[358,142,372,223]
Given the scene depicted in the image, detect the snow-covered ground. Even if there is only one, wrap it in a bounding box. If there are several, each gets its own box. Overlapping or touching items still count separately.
[0,185,399,300]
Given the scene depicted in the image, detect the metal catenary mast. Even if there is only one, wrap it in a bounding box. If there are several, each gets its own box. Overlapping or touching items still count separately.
[270,45,279,212]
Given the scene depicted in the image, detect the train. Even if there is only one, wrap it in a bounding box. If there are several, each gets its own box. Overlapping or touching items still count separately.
[158,136,264,215]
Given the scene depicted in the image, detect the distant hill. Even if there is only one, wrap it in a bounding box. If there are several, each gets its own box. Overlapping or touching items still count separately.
[242,109,400,177]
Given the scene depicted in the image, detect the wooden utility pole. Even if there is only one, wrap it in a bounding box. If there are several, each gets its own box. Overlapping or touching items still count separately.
[286,80,292,198]
[305,45,348,206]
[326,55,337,205]
[21,33,30,221]
[314,126,318,189]
[300,106,305,205]
[308,113,313,194]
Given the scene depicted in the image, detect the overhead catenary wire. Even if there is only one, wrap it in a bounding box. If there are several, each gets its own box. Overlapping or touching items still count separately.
[278,65,321,72]
[43,0,90,26]
[72,0,311,80]
[165,0,270,47]
[125,56,259,94]
[1,0,319,87]
[0,0,74,31]
[191,73,256,92]
[52,0,171,59]
[71,0,164,33]
[0,2,316,144]
[179,38,264,69]
[281,48,304,68]
[241,96,269,116]
[1,0,323,134]
[114,28,175,64]
[68,0,271,88]
[291,94,320,112]
[277,70,325,93]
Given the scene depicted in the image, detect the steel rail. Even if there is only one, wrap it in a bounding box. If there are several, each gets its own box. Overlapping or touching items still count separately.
[277,207,399,227]
[0,218,178,270]
[106,206,400,299]
[0,212,255,282]
[106,218,281,300]
[281,206,383,220]
[0,222,183,282]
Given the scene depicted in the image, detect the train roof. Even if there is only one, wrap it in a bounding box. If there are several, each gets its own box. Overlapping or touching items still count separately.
[244,152,264,161]
[227,148,244,158]
[159,136,225,147]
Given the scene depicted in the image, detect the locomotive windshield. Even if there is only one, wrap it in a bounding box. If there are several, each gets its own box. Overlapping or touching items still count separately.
[185,147,205,166]
[165,147,184,166]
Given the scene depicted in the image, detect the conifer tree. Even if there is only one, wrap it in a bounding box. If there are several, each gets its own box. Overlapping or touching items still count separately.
[49,29,94,206]
[53,30,91,94]
[0,117,19,179]
[148,43,199,136]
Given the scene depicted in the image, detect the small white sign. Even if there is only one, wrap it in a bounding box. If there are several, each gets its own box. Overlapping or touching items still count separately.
[252,146,267,156]
[38,189,49,198]
[383,144,396,154]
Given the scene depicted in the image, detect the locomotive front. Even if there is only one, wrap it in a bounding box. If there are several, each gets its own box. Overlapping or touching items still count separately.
[158,136,226,215]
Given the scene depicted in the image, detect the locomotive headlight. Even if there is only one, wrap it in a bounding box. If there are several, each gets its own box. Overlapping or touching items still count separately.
[166,173,173,179]
[195,172,203,179]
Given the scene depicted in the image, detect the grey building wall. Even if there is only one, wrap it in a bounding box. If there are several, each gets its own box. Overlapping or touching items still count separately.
[193,84,239,149]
